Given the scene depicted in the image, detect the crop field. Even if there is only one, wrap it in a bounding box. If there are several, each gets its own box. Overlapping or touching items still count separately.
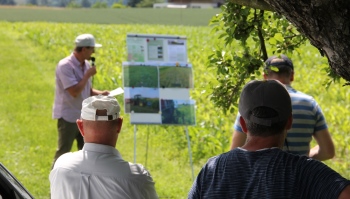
[123,66,159,87]
[0,7,349,199]
[0,6,220,26]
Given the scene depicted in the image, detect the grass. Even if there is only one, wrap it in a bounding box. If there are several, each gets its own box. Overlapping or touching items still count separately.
[0,6,220,26]
[0,12,349,199]
[0,23,55,198]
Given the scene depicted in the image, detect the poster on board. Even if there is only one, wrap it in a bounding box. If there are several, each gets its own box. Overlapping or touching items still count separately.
[123,34,196,125]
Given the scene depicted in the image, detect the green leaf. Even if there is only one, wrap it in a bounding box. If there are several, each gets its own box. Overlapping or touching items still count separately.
[270,66,279,72]
[274,33,284,42]
[269,37,277,45]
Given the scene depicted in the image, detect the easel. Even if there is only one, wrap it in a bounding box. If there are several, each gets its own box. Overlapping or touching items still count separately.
[133,124,194,181]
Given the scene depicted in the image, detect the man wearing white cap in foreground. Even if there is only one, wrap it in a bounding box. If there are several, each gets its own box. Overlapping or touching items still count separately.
[50,95,159,199]
[52,34,110,168]
[188,80,350,198]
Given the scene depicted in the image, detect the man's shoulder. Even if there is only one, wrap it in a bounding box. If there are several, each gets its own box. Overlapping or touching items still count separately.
[128,163,151,175]
[53,151,82,168]
[57,54,76,68]
[287,86,318,105]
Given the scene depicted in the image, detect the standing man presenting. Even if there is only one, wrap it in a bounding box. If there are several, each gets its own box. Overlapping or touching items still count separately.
[230,55,335,161]
[52,34,109,167]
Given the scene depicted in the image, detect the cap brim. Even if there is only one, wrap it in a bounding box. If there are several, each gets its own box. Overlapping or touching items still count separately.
[95,43,102,47]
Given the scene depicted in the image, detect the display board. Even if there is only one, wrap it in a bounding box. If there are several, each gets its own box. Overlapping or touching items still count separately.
[124,34,196,125]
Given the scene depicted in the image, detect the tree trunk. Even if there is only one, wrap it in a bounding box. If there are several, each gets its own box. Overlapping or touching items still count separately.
[231,0,350,82]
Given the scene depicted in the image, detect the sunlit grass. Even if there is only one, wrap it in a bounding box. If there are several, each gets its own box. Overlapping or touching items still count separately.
[0,21,348,199]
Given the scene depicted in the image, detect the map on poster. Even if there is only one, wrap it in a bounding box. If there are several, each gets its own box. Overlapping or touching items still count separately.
[124,34,196,125]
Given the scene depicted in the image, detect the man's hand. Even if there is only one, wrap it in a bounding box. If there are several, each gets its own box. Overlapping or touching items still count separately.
[85,67,97,78]
[91,89,110,96]
[309,129,335,161]
[100,90,110,96]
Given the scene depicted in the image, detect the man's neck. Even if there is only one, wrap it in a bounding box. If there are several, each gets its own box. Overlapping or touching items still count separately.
[241,134,285,151]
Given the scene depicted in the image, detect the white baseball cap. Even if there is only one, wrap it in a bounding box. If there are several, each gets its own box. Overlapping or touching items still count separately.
[81,95,120,121]
[75,34,102,48]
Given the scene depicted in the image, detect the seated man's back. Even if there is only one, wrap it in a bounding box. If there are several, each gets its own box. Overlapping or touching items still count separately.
[189,147,349,198]
[189,80,350,199]
[50,143,157,199]
[50,95,158,199]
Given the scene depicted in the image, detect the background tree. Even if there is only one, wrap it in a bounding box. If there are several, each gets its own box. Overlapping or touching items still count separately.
[27,0,38,5]
[209,0,349,113]
[128,0,140,7]
[91,1,108,8]
[81,0,91,7]
[41,0,49,6]
[136,0,163,8]
[0,0,16,4]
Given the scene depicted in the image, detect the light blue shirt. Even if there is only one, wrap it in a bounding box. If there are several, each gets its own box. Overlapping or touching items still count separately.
[50,143,158,199]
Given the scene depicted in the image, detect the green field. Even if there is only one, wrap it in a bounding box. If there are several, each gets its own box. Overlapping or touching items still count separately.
[0,6,349,199]
[124,66,159,87]
[0,6,220,26]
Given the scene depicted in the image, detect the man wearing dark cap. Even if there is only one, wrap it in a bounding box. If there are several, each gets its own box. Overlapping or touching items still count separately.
[230,54,335,161]
[52,34,110,168]
[188,80,350,198]
[50,95,158,198]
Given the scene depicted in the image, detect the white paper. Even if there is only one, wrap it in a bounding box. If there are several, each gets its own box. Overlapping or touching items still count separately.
[108,87,124,96]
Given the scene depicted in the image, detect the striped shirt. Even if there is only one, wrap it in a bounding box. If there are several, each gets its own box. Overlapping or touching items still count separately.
[188,148,350,199]
[233,85,328,155]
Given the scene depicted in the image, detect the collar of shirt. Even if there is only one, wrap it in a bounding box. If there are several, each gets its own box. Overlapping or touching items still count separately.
[70,53,87,71]
[83,143,121,157]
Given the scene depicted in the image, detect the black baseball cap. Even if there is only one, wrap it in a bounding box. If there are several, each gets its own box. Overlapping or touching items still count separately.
[264,54,294,70]
[239,80,292,126]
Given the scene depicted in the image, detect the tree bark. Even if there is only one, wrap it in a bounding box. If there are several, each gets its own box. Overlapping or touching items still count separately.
[231,0,350,82]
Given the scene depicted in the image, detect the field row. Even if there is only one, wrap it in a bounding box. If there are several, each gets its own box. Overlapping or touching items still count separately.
[0,6,220,26]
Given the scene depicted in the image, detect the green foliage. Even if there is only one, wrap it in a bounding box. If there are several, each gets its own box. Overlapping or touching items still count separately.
[208,3,307,113]
[128,0,140,7]
[136,0,163,8]
[66,1,81,8]
[92,1,108,8]
[111,2,126,8]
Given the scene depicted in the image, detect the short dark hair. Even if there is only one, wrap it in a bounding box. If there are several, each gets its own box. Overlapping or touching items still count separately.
[264,54,294,78]
[75,46,83,52]
[245,106,288,137]
[74,46,92,52]
[265,67,293,78]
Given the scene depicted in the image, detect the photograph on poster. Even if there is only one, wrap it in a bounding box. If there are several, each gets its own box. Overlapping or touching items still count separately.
[161,99,196,125]
[159,65,193,88]
[123,64,158,88]
[124,87,160,114]
[126,37,146,62]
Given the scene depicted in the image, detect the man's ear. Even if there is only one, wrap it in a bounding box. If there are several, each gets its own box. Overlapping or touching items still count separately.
[290,71,294,82]
[286,114,293,130]
[239,116,248,134]
[116,117,123,133]
[76,119,85,137]
[263,72,268,80]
